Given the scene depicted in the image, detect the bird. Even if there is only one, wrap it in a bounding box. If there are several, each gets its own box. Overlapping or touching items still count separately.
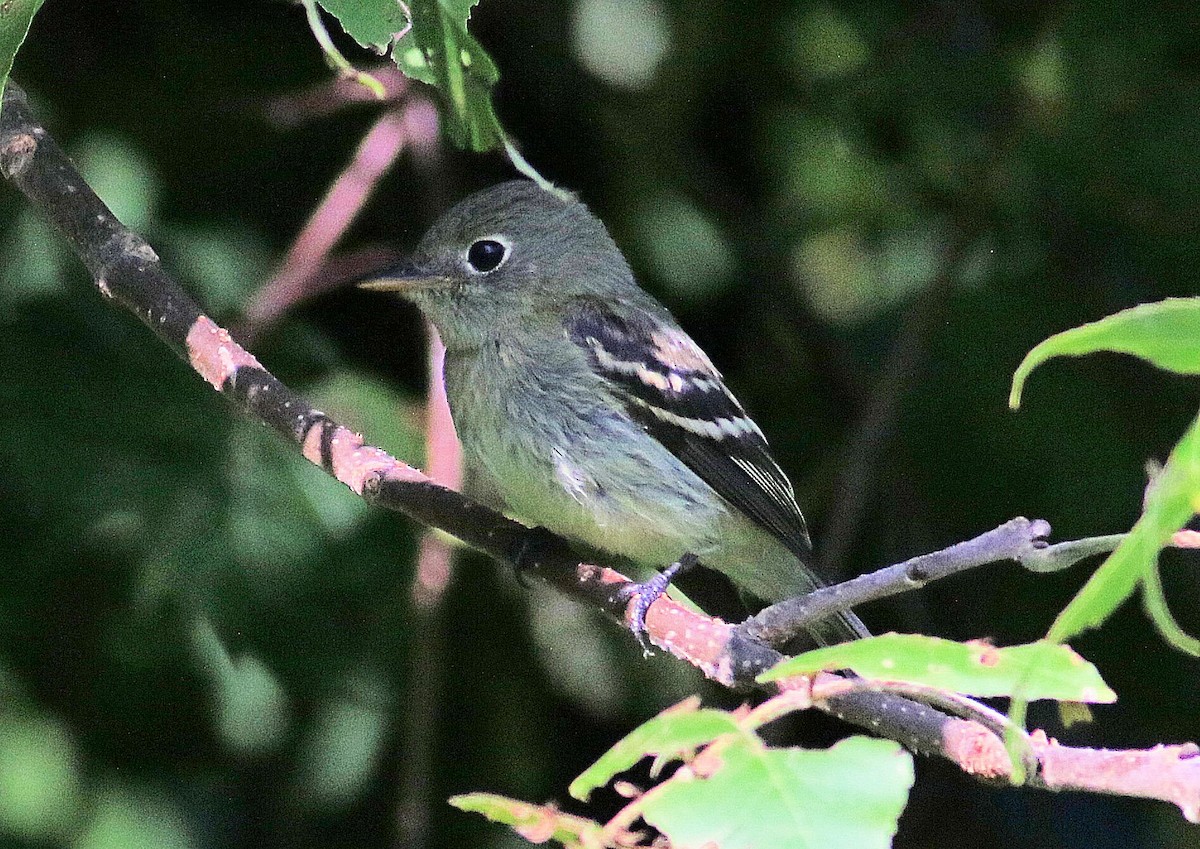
[360,179,868,646]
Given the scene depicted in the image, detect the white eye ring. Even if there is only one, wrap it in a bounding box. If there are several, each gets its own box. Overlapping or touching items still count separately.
[464,234,512,274]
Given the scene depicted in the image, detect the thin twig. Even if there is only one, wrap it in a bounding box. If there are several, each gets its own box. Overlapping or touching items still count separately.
[242,100,432,336]
[1022,533,1124,573]
[260,65,410,129]
[301,0,387,98]
[739,518,1053,647]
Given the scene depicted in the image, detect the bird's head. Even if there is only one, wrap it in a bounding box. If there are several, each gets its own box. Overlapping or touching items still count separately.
[360,180,638,350]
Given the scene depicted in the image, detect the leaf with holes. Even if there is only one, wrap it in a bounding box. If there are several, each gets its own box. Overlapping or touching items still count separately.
[318,0,409,50]
[449,793,611,848]
[389,0,502,150]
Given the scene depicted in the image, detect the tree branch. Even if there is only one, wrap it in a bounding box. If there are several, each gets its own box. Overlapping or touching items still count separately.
[3,81,1197,819]
[739,517,1053,646]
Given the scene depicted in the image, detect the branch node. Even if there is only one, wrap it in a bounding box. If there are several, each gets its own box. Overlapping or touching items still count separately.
[905,564,931,584]
[946,718,1012,780]
[0,130,38,179]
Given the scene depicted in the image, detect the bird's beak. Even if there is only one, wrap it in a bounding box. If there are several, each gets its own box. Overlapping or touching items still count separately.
[356,261,456,293]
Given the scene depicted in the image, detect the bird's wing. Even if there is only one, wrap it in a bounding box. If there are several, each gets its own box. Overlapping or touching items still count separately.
[566,300,812,560]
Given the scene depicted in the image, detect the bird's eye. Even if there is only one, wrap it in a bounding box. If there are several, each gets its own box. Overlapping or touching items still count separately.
[466,239,509,274]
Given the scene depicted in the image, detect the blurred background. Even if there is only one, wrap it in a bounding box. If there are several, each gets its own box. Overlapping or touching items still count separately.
[1,1,1198,847]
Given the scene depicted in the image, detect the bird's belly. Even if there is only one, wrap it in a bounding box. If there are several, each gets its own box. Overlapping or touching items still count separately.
[462,414,725,569]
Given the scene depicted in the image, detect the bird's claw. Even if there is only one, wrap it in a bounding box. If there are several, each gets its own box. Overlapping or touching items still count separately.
[621,553,700,655]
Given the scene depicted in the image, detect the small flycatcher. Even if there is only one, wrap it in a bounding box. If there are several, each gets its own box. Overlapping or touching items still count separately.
[361,180,867,645]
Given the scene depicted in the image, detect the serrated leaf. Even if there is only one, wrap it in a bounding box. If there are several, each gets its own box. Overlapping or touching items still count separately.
[1010,297,1200,409]
[1049,409,1200,644]
[641,736,913,849]
[318,0,409,50]
[0,0,46,109]
[449,793,608,848]
[391,0,502,150]
[569,700,740,801]
[760,633,1116,702]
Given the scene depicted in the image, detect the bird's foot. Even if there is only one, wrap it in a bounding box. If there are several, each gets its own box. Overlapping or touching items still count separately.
[620,553,700,655]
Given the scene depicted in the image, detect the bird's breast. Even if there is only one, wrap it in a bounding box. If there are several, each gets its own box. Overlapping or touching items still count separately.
[441,343,728,565]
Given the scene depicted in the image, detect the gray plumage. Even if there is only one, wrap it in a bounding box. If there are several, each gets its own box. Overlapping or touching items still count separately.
[365,180,867,645]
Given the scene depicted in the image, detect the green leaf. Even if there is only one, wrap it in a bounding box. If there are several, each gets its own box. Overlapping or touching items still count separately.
[313,1,513,153]
[0,0,45,108]
[390,0,503,150]
[1010,297,1200,409]
[318,0,409,50]
[568,699,741,801]
[641,736,913,849]
[759,633,1116,703]
[1048,409,1200,644]
[73,132,160,234]
[449,793,608,848]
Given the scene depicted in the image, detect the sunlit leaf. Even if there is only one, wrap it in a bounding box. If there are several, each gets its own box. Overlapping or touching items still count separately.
[296,687,391,811]
[0,716,80,839]
[1010,297,1200,409]
[642,736,912,849]
[760,633,1116,702]
[191,617,290,756]
[573,0,671,90]
[73,133,159,235]
[74,788,193,849]
[449,793,609,848]
[568,699,739,801]
[1009,299,1200,647]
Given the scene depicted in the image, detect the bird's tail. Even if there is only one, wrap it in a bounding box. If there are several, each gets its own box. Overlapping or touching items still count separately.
[739,543,872,646]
